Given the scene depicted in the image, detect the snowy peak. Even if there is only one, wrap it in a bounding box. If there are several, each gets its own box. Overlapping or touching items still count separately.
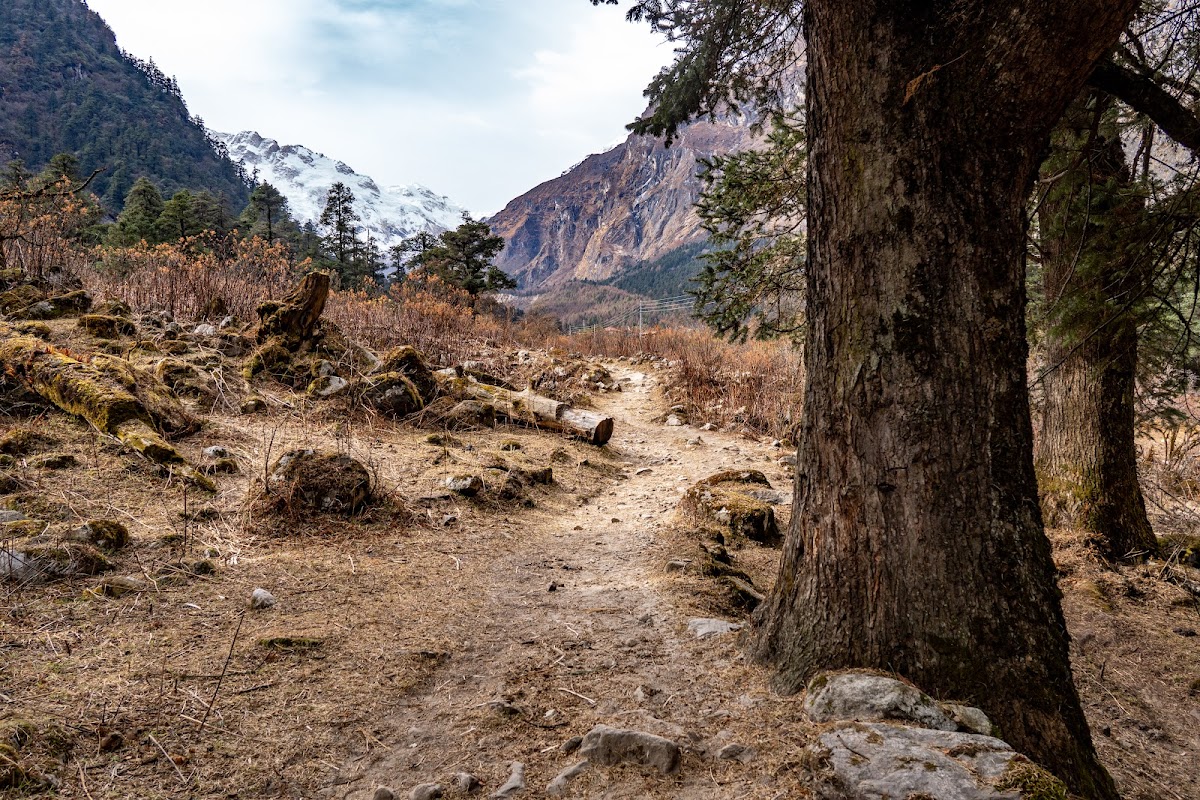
[214,130,467,248]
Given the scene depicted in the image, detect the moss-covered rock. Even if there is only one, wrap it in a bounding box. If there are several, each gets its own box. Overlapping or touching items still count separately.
[307,374,349,398]
[9,541,115,582]
[94,299,132,318]
[262,449,371,516]
[91,355,198,436]
[0,337,210,490]
[682,470,781,546]
[240,395,267,414]
[13,289,92,319]
[30,453,76,470]
[2,519,45,538]
[65,519,130,552]
[356,372,425,418]
[0,284,45,314]
[378,345,437,401]
[243,340,293,382]
[78,314,136,338]
[994,757,1069,799]
[153,357,215,399]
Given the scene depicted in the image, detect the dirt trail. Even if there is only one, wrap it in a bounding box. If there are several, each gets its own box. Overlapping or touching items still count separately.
[324,365,805,799]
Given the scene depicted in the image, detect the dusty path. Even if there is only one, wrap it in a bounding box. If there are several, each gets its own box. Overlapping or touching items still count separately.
[323,365,806,799]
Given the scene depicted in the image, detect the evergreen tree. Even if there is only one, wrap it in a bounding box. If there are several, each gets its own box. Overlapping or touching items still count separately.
[106,176,164,246]
[157,189,198,242]
[693,111,806,341]
[190,190,232,237]
[40,152,80,185]
[612,1,1137,794]
[318,181,362,285]
[241,182,291,244]
[407,215,514,295]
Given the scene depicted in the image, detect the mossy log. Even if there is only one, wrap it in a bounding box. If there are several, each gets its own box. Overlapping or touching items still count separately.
[440,375,614,445]
[254,271,330,347]
[0,336,213,490]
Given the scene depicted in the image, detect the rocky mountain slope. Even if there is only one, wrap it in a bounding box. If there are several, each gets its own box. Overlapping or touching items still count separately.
[0,0,250,211]
[486,115,757,290]
[216,131,466,248]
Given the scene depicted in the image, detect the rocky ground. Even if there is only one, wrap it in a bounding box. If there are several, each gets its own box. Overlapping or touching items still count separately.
[1,276,1198,799]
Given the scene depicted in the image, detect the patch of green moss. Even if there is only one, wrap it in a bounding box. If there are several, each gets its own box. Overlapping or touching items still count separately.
[994,758,1069,800]
[243,340,293,381]
[78,314,136,338]
[0,428,57,456]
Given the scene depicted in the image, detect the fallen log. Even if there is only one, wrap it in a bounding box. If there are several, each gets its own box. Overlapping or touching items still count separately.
[0,333,214,490]
[438,372,614,445]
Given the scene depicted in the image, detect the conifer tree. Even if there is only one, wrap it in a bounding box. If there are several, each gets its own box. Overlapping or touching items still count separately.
[106,176,164,246]
[157,189,197,242]
[406,215,514,295]
[241,182,290,244]
[318,181,362,285]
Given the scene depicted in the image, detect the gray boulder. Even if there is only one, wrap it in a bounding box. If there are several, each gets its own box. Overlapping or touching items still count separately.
[687,618,742,639]
[808,722,1055,800]
[446,474,484,497]
[578,724,680,774]
[803,671,957,731]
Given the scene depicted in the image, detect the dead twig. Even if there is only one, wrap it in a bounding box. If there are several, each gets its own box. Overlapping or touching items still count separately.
[556,687,596,706]
[147,732,188,785]
[197,607,246,736]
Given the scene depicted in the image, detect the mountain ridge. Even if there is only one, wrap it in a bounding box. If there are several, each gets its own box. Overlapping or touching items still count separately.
[215,130,467,249]
[0,0,250,210]
[485,113,759,290]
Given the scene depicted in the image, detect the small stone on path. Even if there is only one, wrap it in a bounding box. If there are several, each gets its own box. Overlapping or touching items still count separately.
[372,788,395,800]
[578,724,681,774]
[687,618,742,639]
[489,762,525,799]
[452,773,481,793]
[250,588,277,610]
[716,743,757,763]
[409,784,443,800]
[546,761,589,797]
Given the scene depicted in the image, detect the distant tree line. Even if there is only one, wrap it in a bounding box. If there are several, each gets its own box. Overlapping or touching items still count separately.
[80,169,514,296]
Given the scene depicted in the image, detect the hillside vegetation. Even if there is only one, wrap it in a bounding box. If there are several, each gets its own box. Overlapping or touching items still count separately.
[0,0,249,211]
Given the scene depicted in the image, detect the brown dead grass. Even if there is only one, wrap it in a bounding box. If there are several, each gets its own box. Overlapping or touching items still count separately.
[0,323,618,798]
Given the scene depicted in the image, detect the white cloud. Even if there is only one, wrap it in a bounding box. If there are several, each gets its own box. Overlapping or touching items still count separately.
[84,0,672,213]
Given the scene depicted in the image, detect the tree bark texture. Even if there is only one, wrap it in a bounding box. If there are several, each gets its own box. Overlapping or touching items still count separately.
[750,3,1135,798]
[1036,96,1156,561]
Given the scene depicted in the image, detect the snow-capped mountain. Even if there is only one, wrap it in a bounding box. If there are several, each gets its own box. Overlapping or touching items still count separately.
[214,131,466,248]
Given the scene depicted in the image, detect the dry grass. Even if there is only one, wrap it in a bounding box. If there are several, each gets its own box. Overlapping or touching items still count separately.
[554,327,804,439]
[0,352,614,798]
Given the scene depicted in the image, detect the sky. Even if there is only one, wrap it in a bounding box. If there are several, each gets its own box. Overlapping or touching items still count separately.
[84,0,673,215]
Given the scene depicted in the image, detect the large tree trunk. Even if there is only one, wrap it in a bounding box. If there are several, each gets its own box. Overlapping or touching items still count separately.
[750,3,1134,798]
[1036,95,1157,561]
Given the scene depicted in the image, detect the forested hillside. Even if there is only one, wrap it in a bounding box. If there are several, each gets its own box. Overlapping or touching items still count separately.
[0,0,249,211]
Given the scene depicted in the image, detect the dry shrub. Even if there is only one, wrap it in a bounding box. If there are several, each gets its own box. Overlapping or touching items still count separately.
[326,274,519,367]
[0,177,97,282]
[85,235,301,321]
[553,326,804,439]
[1139,412,1200,533]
